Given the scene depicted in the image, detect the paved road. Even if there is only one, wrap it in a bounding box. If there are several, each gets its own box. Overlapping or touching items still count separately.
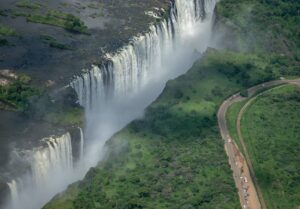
[217,78,300,209]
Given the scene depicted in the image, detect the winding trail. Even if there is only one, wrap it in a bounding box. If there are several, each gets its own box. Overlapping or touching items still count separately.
[217,78,300,209]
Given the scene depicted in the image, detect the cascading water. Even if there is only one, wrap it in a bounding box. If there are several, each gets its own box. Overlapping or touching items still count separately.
[79,128,84,161]
[71,0,216,113]
[5,131,85,209]
[71,0,216,165]
[4,0,217,209]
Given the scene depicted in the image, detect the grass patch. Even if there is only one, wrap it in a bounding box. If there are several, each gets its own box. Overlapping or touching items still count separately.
[23,10,89,34]
[16,1,42,9]
[0,25,17,36]
[44,107,84,126]
[241,84,300,209]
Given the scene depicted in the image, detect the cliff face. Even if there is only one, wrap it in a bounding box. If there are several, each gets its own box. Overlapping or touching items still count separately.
[0,0,171,155]
[0,0,170,86]
[0,1,171,208]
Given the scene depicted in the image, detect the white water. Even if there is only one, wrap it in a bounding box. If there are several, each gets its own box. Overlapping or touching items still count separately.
[5,0,217,208]
[5,132,86,209]
[72,0,216,168]
[79,128,84,162]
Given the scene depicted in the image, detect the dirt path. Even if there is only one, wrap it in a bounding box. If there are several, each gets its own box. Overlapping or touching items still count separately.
[217,78,300,209]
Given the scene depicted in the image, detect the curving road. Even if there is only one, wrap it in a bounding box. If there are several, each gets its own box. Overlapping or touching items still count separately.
[217,78,300,209]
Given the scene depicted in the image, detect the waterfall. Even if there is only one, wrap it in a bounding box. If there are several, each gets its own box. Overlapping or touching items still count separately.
[5,0,217,209]
[7,180,18,209]
[32,133,73,186]
[79,128,84,161]
[71,0,216,171]
[71,0,217,167]
[5,133,83,209]
[71,0,216,112]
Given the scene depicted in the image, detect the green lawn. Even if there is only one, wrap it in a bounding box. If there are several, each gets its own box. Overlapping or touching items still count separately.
[241,84,300,209]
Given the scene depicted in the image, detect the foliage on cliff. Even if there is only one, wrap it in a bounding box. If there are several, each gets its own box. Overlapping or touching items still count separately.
[0,72,83,126]
[216,0,300,60]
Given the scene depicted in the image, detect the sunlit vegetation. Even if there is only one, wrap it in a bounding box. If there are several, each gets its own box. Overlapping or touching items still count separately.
[0,75,40,111]
[9,5,89,35]
[16,0,42,9]
[26,11,89,34]
[240,85,300,209]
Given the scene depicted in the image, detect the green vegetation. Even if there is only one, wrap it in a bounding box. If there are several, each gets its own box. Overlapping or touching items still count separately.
[217,0,300,57]
[0,25,17,36]
[24,86,84,127]
[40,35,73,50]
[46,47,298,209]
[46,50,255,209]
[239,89,248,97]
[10,8,89,34]
[0,72,83,126]
[44,107,84,126]
[16,1,42,9]
[26,11,89,34]
[45,184,79,209]
[240,84,300,209]
[0,75,40,111]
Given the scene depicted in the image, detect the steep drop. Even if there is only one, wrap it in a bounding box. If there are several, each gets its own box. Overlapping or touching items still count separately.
[5,0,216,208]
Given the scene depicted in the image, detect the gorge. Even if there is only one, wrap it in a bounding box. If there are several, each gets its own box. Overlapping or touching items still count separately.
[2,0,217,209]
